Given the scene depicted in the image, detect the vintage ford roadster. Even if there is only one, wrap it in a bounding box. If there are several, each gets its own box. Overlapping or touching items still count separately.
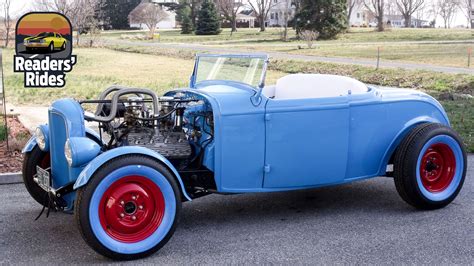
[22,54,467,260]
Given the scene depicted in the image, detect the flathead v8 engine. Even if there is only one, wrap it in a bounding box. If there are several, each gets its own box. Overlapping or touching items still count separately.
[82,86,214,169]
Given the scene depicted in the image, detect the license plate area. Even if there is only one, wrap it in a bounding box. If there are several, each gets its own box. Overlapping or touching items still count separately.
[35,166,51,192]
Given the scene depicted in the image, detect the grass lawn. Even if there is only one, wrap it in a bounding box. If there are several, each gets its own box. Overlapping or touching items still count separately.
[102,27,473,44]
[3,47,473,151]
[228,42,473,68]
[100,27,474,68]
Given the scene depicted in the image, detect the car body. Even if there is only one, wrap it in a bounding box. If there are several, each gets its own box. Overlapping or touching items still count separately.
[22,54,467,260]
[23,32,67,52]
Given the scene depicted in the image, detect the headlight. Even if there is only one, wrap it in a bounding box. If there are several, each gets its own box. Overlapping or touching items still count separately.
[65,137,101,167]
[35,127,46,150]
[64,139,73,166]
[40,39,45,43]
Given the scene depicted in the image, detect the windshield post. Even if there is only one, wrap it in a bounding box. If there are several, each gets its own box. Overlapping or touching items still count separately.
[251,58,269,106]
[190,55,199,88]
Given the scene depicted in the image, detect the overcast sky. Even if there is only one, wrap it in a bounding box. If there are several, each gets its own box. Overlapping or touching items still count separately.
[7,0,470,28]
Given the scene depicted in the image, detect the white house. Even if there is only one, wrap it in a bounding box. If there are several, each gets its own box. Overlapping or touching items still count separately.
[349,3,372,27]
[266,0,296,27]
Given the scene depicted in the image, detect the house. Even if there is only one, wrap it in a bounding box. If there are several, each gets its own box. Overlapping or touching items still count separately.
[349,3,372,27]
[266,0,296,27]
[129,0,178,30]
[384,15,429,28]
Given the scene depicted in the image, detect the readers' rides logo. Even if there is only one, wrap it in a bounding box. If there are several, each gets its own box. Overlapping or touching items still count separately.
[14,12,76,87]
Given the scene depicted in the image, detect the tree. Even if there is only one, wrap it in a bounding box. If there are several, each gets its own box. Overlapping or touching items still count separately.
[364,0,385,31]
[280,0,296,41]
[195,0,221,35]
[347,0,361,26]
[179,6,194,33]
[129,2,169,38]
[34,0,103,46]
[216,0,243,33]
[1,0,12,47]
[248,0,276,32]
[294,0,347,39]
[102,0,141,29]
[438,0,460,28]
[396,0,424,27]
[460,0,473,28]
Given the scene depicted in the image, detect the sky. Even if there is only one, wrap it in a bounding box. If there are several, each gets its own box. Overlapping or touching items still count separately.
[6,0,470,28]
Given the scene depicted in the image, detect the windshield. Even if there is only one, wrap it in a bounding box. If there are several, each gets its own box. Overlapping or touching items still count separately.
[35,32,52,37]
[193,55,267,88]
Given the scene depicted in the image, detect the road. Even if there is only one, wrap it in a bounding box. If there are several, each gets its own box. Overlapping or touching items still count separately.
[0,155,472,264]
[104,39,474,75]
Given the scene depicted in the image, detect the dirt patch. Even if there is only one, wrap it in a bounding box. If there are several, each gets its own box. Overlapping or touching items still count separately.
[0,116,31,173]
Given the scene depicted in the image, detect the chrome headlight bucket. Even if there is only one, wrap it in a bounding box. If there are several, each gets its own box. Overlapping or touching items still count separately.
[35,125,49,151]
[65,137,101,167]
[64,139,73,166]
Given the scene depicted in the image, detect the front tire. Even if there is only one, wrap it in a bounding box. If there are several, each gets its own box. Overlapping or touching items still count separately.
[393,123,467,210]
[48,42,54,52]
[22,146,50,206]
[75,155,181,260]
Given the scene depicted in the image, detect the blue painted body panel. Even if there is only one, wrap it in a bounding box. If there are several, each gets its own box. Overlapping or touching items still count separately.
[23,79,450,203]
[168,83,450,193]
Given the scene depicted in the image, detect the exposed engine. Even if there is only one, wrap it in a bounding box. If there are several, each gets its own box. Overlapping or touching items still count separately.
[83,87,214,172]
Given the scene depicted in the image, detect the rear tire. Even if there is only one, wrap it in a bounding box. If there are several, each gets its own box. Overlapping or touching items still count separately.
[22,146,50,206]
[75,155,181,260]
[393,123,467,210]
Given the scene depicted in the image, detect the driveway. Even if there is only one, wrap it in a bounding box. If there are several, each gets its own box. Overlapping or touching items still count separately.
[0,155,472,264]
[104,39,474,75]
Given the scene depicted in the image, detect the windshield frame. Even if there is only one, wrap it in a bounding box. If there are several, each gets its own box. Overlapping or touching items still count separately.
[190,54,269,90]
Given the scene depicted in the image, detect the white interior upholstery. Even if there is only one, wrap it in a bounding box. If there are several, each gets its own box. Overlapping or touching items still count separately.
[273,74,368,100]
[262,85,276,98]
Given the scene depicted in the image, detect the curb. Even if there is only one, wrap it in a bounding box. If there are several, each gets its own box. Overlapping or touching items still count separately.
[0,172,22,185]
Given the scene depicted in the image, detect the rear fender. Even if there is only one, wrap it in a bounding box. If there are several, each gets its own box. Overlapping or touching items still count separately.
[73,146,192,201]
[377,116,449,175]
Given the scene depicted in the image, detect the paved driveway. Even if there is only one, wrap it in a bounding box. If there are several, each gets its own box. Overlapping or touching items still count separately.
[0,155,472,264]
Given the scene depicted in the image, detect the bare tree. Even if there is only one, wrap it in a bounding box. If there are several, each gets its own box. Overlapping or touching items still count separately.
[129,2,169,39]
[396,0,424,27]
[34,0,102,46]
[438,0,460,28]
[364,0,385,31]
[347,0,361,25]
[1,0,12,47]
[34,0,75,16]
[216,0,243,33]
[460,0,472,28]
[248,0,276,32]
[280,0,296,41]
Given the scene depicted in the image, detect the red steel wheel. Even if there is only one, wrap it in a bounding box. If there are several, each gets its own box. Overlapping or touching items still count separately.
[419,143,456,193]
[98,175,165,243]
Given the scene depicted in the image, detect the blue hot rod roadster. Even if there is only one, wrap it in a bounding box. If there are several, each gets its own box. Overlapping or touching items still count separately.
[22,54,467,260]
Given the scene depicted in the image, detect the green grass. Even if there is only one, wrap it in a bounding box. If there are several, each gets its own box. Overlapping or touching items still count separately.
[102,27,474,44]
[100,27,474,68]
[441,99,474,152]
[239,43,474,68]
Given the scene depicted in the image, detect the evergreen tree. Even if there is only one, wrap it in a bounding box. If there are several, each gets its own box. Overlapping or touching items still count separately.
[102,0,141,29]
[178,6,194,34]
[294,0,347,39]
[195,0,221,35]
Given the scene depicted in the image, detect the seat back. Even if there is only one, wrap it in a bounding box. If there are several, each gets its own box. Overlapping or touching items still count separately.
[274,74,368,100]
